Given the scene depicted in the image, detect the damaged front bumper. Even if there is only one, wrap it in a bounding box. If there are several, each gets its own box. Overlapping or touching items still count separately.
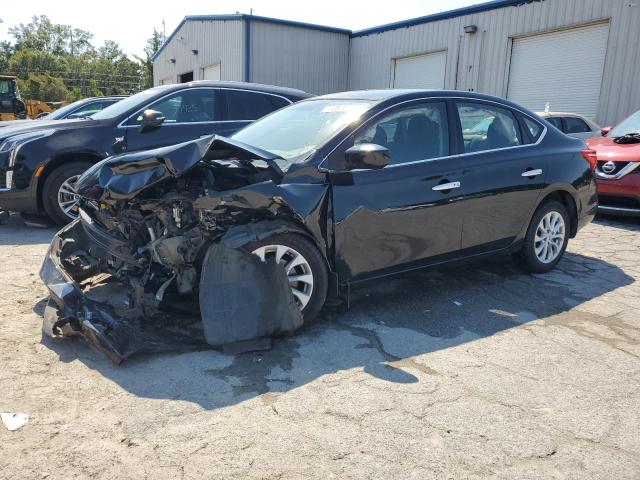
[40,217,304,364]
[40,220,205,364]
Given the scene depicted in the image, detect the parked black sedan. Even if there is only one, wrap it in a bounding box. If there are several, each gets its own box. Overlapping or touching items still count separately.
[0,82,311,224]
[41,89,597,362]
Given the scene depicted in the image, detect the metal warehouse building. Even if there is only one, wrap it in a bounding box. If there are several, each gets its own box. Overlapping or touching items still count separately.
[153,0,640,125]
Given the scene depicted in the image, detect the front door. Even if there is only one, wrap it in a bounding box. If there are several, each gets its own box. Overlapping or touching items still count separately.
[330,100,465,282]
[122,87,224,152]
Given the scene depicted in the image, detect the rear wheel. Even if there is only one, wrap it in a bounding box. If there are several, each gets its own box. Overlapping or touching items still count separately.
[246,233,328,323]
[42,162,91,226]
[513,201,569,273]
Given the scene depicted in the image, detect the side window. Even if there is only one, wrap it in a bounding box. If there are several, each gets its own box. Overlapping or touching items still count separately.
[546,117,563,130]
[69,100,114,118]
[129,89,216,125]
[353,101,449,165]
[524,117,543,142]
[563,116,591,134]
[457,102,522,153]
[225,90,290,121]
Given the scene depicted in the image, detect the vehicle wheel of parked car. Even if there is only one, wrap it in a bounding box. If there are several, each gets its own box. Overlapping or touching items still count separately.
[246,233,328,322]
[42,162,92,226]
[513,201,570,273]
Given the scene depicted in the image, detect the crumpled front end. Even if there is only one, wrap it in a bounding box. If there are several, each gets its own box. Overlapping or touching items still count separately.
[40,219,206,364]
[39,135,319,364]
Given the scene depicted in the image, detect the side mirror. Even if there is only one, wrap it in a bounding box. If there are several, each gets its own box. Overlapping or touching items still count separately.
[601,126,612,136]
[139,109,165,132]
[338,143,390,171]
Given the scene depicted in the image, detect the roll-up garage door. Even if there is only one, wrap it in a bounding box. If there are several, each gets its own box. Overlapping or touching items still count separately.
[507,23,609,118]
[203,64,221,81]
[393,51,446,89]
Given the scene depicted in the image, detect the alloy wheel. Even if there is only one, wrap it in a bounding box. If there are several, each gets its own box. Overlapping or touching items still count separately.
[251,244,314,309]
[534,211,565,264]
[57,175,81,220]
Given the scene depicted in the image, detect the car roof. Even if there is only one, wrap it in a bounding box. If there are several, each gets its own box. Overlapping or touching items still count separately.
[80,96,127,101]
[536,111,588,118]
[309,89,537,114]
[155,81,312,99]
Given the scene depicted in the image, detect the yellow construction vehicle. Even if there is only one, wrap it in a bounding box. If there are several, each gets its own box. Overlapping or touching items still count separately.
[0,75,26,121]
[0,75,68,120]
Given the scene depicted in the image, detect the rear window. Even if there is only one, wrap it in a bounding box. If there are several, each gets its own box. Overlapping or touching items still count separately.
[225,90,290,121]
[545,117,563,130]
[563,116,591,134]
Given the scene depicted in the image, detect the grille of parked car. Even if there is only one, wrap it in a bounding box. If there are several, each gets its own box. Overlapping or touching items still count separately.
[597,161,629,175]
[598,194,640,208]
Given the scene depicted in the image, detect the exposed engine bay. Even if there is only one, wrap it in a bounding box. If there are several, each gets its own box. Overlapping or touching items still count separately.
[40,136,326,363]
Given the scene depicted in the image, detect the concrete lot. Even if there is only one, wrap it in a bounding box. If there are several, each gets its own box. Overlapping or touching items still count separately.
[0,214,639,480]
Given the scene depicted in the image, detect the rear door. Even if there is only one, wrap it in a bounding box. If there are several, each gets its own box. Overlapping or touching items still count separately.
[122,87,223,152]
[453,100,548,251]
[330,99,464,282]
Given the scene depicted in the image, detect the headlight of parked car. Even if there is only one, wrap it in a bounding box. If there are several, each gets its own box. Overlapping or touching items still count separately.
[1,129,55,189]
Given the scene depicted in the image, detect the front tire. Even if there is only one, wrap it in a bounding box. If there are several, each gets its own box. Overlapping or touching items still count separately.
[245,233,328,323]
[513,201,570,273]
[42,162,91,226]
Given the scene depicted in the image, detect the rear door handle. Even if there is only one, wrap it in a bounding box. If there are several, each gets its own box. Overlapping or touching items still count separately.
[521,168,543,178]
[432,181,461,191]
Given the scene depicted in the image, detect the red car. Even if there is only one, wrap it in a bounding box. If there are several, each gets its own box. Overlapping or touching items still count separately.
[587,110,640,215]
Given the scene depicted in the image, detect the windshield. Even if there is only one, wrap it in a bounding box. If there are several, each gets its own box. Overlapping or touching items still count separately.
[0,79,12,98]
[231,99,375,164]
[45,99,87,119]
[91,86,170,120]
[610,110,640,138]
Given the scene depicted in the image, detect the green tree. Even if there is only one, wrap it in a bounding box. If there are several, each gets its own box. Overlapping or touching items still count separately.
[17,73,69,101]
[9,15,94,56]
[2,15,145,99]
[135,28,164,89]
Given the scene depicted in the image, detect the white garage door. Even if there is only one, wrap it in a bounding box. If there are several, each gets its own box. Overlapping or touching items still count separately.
[203,64,221,81]
[507,23,609,118]
[393,51,446,89]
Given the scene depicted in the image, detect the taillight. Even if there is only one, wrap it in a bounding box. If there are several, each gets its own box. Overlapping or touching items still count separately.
[581,149,597,170]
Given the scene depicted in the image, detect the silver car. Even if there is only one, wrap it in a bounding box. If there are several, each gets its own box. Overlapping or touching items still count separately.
[536,111,602,140]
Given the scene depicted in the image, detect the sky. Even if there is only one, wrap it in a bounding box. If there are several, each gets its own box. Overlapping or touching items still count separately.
[0,0,480,58]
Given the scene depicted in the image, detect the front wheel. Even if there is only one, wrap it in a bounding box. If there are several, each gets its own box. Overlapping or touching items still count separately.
[42,162,91,226]
[513,201,570,273]
[245,233,328,323]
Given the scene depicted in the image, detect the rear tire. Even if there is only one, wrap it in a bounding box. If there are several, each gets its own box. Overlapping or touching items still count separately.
[42,162,91,226]
[513,201,569,273]
[245,233,328,323]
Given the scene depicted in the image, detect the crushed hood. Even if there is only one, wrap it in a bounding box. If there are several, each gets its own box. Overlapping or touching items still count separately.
[75,134,282,201]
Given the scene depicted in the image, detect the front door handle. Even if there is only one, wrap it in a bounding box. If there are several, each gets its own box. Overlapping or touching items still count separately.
[432,181,461,191]
[521,168,543,178]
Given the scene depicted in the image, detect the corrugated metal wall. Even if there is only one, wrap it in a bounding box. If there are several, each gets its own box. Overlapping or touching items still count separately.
[249,21,350,94]
[153,20,245,85]
[349,0,640,125]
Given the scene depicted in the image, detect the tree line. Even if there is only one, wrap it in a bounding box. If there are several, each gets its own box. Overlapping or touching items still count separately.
[0,15,164,101]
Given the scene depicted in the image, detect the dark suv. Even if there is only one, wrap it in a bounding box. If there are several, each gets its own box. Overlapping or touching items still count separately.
[0,82,310,224]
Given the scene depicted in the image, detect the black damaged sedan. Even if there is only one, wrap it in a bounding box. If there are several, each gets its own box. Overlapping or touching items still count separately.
[41,90,597,362]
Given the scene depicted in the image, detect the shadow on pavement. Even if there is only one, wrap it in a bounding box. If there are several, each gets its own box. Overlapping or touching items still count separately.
[0,214,56,246]
[40,249,634,410]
